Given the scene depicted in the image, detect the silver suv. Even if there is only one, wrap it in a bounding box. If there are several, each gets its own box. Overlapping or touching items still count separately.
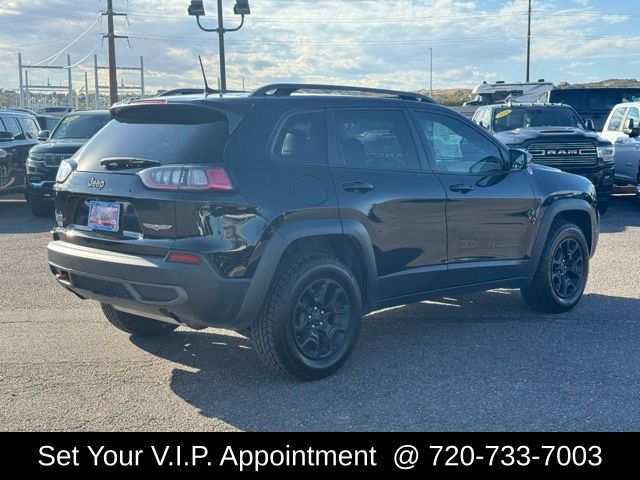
[601,102,640,195]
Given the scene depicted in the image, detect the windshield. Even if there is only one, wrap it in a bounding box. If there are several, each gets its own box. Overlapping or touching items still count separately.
[493,107,584,132]
[51,114,110,140]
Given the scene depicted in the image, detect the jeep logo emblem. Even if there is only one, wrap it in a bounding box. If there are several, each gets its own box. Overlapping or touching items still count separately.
[88,178,105,190]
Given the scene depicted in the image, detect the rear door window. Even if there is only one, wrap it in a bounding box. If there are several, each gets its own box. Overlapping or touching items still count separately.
[18,117,40,139]
[272,111,326,165]
[331,109,420,170]
[2,116,23,139]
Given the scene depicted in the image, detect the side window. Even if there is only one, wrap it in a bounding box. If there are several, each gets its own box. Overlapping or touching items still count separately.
[331,110,420,170]
[2,116,23,139]
[625,107,640,130]
[0,118,6,131]
[608,107,626,132]
[413,112,505,174]
[479,109,492,130]
[273,111,326,165]
[472,108,486,129]
[18,117,39,139]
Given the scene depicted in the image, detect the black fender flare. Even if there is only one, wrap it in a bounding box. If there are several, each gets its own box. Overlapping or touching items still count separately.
[232,219,378,328]
[526,198,598,278]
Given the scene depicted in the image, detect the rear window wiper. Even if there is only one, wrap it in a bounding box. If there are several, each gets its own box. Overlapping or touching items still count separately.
[100,157,161,170]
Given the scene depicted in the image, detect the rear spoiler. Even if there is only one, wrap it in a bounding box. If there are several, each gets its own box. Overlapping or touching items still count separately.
[110,99,247,131]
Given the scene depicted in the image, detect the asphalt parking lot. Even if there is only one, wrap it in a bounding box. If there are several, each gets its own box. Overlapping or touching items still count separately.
[1,192,639,432]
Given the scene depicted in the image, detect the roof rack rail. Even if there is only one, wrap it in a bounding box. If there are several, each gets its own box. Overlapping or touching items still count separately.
[250,83,435,103]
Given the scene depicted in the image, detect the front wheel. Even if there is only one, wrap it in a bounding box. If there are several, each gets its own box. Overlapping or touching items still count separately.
[101,303,178,337]
[521,221,589,313]
[253,254,362,380]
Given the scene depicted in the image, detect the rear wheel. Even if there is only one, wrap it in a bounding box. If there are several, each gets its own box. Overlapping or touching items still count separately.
[521,220,589,313]
[25,193,53,217]
[253,253,362,380]
[101,303,178,337]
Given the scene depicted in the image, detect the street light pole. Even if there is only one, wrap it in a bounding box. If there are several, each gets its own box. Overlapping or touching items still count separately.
[189,1,250,92]
[216,0,227,91]
[526,0,532,82]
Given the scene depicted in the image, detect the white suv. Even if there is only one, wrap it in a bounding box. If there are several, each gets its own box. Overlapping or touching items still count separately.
[601,102,640,189]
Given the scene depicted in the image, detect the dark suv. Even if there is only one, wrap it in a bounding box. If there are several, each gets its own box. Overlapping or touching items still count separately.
[472,103,615,214]
[48,84,599,380]
[0,110,41,197]
[26,111,110,216]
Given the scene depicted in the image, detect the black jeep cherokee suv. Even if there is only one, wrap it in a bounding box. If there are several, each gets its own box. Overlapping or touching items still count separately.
[48,84,599,380]
[472,103,614,213]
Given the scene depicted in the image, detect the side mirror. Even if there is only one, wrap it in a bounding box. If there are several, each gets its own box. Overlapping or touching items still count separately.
[584,119,596,131]
[509,148,532,170]
[37,130,50,141]
[623,118,640,137]
[0,131,13,142]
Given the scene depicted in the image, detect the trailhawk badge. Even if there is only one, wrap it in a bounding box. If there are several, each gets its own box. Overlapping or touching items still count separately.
[142,223,173,231]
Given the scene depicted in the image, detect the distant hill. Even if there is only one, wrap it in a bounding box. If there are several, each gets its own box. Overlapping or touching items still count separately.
[556,79,640,89]
[421,79,640,106]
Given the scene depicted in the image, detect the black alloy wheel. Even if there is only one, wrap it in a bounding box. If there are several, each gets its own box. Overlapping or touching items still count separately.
[550,237,584,300]
[292,279,351,360]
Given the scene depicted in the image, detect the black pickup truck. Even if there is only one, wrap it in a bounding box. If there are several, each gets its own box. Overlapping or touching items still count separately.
[473,103,615,213]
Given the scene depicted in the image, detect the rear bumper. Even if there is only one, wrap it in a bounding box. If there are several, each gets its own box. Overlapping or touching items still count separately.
[47,240,250,329]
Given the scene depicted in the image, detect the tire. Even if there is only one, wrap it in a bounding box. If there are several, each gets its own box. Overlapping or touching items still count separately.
[101,303,178,337]
[26,193,53,217]
[253,253,362,381]
[521,220,589,313]
[597,201,609,214]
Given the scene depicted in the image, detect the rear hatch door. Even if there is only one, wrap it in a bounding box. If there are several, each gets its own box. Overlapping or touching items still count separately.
[56,102,233,256]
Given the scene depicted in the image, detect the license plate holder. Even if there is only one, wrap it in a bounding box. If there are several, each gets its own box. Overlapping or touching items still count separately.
[88,200,120,232]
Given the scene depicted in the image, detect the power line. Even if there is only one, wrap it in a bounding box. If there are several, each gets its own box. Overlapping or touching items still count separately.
[127,33,527,47]
[31,15,101,66]
[124,9,640,23]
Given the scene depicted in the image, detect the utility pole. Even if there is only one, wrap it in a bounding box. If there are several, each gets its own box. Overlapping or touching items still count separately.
[526,0,532,82]
[103,0,128,105]
[94,54,100,109]
[84,72,89,109]
[18,53,24,107]
[429,47,433,98]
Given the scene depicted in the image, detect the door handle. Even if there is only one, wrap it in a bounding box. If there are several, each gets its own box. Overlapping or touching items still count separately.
[341,181,374,193]
[448,183,474,194]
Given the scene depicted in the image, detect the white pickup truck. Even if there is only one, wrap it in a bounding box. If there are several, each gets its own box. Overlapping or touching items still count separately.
[600,102,640,190]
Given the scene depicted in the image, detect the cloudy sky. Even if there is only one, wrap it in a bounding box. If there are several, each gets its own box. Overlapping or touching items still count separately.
[0,0,637,94]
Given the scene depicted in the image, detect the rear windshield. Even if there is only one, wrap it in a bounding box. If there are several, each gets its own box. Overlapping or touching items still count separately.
[52,114,110,140]
[493,107,584,132]
[76,109,229,172]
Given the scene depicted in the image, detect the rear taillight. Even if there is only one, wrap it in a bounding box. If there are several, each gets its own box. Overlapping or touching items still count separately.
[137,165,233,191]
